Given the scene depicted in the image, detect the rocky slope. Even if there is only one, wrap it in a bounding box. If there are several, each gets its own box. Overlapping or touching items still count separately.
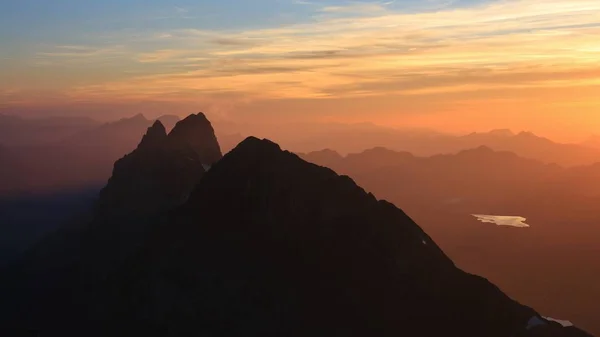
[0,118,593,337]
[96,113,221,218]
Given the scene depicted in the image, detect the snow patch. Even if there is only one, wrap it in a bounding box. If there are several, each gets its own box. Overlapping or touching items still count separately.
[526,315,574,330]
[544,317,574,327]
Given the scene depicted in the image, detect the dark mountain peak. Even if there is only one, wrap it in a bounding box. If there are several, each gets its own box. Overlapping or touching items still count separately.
[180,137,593,337]
[168,112,223,164]
[95,113,224,217]
[234,135,281,153]
[172,112,210,128]
[1,132,595,336]
[137,120,167,150]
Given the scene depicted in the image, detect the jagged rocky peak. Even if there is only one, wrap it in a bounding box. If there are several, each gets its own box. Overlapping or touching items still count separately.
[96,113,223,217]
[138,120,167,150]
[159,136,592,337]
[168,112,223,165]
[0,136,595,337]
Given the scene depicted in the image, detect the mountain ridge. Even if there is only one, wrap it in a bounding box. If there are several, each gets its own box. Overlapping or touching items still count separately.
[0,120,594,336]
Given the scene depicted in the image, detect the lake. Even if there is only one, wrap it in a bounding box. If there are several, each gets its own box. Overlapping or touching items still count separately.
[472,214,530,228]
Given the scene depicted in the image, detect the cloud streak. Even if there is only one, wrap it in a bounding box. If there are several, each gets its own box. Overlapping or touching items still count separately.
[6,0,600,108]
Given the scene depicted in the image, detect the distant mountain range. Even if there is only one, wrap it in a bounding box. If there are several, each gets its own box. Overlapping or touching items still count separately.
[213,121,600,167]
[298,146,560,213]
[0,114,99,146]
[0,114,246,195]
[299,146,600,334]
[298,145,600,220]
[2,115,599,193]
[0,113,592,337]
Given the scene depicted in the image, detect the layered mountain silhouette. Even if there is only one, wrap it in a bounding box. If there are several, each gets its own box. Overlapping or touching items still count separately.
[299,146,562,214]
[299,146,600,335]
[298,145,600,221]
[214,121,600,167]
[0,114,181,195]
[96,113,222,218]
[455,130,600,167]
[2,114,599,197]
[0,114,99,146]
[0,114,592,337]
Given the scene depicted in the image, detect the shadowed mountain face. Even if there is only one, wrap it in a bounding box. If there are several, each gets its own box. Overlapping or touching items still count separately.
[299,146,600,335]
[96,113,222,218]
[2,115,598,196]
[298,146,600,226]
[299,146,562,213]
[0,128,593,336]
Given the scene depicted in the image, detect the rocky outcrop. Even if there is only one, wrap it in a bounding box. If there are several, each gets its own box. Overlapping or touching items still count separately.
[96,113,222,218]
[168,113,222,165]
[0,132,593,337]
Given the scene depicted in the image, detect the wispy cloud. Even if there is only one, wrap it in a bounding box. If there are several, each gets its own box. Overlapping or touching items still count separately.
[11,0,600,105]
[174,6,189,14]
[319,2,388,14]
[35,45,127,66]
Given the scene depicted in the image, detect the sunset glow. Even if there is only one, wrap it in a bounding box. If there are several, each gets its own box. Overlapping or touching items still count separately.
[2,0,600,138]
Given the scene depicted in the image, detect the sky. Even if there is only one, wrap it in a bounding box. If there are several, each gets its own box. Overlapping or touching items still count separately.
[2,0,600,140]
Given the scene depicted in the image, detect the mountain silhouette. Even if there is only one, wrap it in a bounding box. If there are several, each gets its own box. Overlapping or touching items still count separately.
[96,113,222,217]
[0,114,190,195]
[2,115,599,196]
[0,116,593,336]
[454,130,600,167]
[0,114,99,146]
[299,145,600,335]
[211,121,600,167]
[299,146,561,214]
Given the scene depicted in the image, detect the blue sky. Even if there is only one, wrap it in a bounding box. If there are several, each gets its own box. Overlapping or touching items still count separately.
[0,1,484,42]
[2,0,600,139]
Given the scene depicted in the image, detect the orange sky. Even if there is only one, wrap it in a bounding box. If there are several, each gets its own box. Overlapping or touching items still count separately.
[2,0,600,142]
